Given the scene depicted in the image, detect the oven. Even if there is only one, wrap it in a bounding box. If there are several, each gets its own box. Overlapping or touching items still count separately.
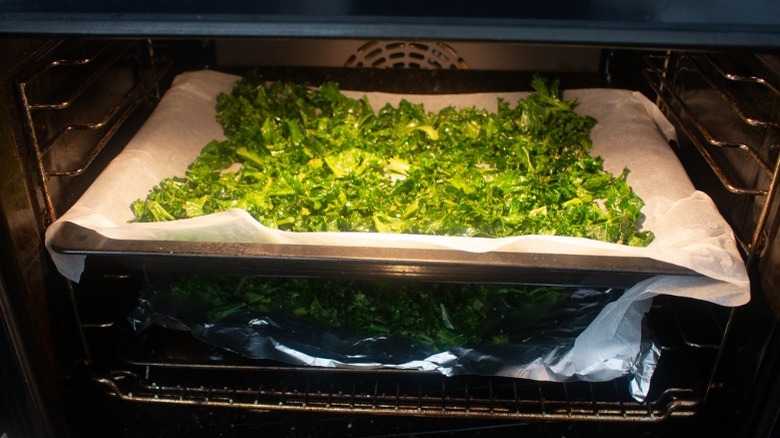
[1,3,779,437]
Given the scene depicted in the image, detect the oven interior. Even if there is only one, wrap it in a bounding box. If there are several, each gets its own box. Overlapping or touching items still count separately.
[2,37,780,436]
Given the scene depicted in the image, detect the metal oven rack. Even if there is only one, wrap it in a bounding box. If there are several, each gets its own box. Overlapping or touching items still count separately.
[642,52,780,420]
[15,41,778,425]
[15,39,173,224]
[84,293,726,423]
[643,52,780,264]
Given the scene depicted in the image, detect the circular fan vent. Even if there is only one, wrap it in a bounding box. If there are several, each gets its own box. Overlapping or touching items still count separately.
[345,41,469,69]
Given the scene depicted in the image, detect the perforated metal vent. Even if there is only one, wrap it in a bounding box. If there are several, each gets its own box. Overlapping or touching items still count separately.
[345,41,469,69]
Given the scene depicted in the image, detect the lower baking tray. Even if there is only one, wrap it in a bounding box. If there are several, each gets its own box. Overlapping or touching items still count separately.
[92,295,725,423]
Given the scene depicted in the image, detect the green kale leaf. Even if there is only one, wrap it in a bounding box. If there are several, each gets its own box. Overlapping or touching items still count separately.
[132,74,653,246]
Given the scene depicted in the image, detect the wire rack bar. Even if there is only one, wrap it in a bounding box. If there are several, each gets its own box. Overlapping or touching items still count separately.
[44,56,173,177]
[644,57,774,193]
[700,54,780,126]
[16,40,173,175]
[93,365,699,422]
[644,52,780,261]
[23,43,129,112]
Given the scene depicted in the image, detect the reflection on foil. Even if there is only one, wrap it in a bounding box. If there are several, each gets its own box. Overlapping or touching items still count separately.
[130,276,661,402]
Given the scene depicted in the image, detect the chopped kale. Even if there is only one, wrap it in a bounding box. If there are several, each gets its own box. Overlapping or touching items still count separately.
[132,73,653,246]
[167,275,566,351]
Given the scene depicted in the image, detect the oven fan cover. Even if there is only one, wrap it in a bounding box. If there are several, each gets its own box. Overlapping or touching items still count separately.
[345,41,469,69]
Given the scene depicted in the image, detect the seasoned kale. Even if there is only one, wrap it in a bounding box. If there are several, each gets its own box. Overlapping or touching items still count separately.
[132,73,653,246]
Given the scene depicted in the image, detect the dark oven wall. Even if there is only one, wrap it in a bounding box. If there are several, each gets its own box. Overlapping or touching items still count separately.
[0,39,76,438]
[0,36,779,437]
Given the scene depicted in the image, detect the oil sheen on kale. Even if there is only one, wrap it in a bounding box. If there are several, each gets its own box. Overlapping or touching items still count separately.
[131,73,653,246]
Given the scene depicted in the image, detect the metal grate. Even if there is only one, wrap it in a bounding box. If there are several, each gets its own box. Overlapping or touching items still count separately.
[96,368,697,422]
[344,41,469,69]
[88,295,724,423]
[643,52,780,262]
[15,39,172,222]
[643,54,775,198]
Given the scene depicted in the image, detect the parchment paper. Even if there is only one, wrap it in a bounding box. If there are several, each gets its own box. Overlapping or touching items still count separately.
[45,70,749,308]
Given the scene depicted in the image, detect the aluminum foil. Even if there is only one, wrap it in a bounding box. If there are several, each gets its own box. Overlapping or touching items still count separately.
[129,274,659,401]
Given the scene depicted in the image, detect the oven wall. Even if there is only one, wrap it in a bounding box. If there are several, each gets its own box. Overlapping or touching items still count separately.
[0,38,89,437]
[213,39,604,72]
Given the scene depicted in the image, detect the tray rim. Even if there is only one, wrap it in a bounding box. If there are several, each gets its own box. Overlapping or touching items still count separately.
[51,221,695,287]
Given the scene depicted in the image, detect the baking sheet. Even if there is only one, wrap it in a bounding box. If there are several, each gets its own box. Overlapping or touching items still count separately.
[45,69,749,307]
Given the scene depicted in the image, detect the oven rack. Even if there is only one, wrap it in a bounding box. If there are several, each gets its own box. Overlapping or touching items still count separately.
[94,368,697,423]
[16,39,172,223]
[643,52,780,262]
[86,294,727,423]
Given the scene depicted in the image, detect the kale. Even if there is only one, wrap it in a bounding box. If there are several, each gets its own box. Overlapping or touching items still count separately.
[167,275,566,351]
[132,73,653,246]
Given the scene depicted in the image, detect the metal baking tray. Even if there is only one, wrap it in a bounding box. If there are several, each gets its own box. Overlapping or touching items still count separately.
[43,70,744,296]
[51,221,693,287]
